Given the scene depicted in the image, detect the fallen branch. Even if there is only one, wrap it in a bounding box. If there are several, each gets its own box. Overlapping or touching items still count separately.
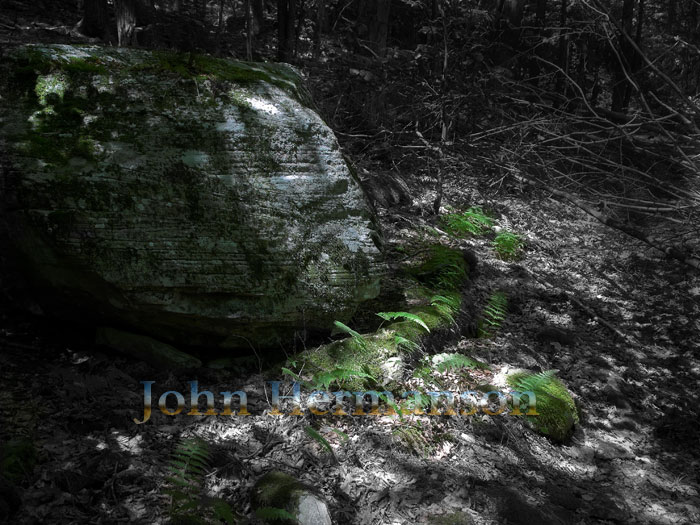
[513,174,700,271]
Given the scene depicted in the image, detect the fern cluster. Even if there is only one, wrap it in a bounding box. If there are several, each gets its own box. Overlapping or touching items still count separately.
[252,471,305,524]
[430,294,460,325]
[478,291,508,337]
[493,231,524,260]
[165,437,236,525]
[283,364,375,391]
[409,245,468,292]
[441,207,494,237]
[393,423,432,456]
[433,353,488,373]
[507,370,579,442]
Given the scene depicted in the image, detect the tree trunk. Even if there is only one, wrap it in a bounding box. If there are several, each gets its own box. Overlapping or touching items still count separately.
[287,0,297,60]
[529,0,547,82]
[245,0,253,60]
[252,0,264,35]
[611,0,635,112]
[80,0,109,39]
[622,0,644,108]
[503,0,525,26]
[313,0,327,58]
[115,0,138,46]
[357,0,391,57]
[277,0,296,62]
[555,0,568,92]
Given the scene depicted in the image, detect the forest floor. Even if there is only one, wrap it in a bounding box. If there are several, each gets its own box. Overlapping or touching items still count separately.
[1,166,699,524]
[1,4,700,524]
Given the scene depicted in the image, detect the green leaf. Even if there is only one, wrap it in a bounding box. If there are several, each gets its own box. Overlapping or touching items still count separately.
[330,428,349,441]
[333,320,367,349]
[394,335,420,351]
[377,311,430,332]
[304,426,333,455]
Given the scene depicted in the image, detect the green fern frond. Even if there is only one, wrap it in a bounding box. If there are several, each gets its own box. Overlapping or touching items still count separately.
[312,367,374,390]
[430,294,460,311]
[332,320,367,350]
[478,291,508,337]
[394,335,420,352]
[377,311,430,332]
[433,353,488,372]
[304,426,334,457]
[409,245,468,292]
[493,231,524,260]
[441,207,494,237]
[330,428,349,441]
[164,437,238,524]
[507,370,578,442]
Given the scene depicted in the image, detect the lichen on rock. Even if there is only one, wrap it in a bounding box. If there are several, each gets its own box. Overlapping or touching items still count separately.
[0,44,385,350]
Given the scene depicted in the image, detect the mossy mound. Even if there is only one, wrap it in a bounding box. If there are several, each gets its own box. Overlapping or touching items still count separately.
[507,370,579,442]
[287,245,468,391]
[251,471,331,525]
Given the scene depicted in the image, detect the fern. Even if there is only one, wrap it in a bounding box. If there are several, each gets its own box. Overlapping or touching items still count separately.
[433,353,488,372]
[379,392,404,420]
[409,245,468,292]
[393,422,433,457]
[311,366,374,390]
[329,428,349,441]
[493,231,524,260]
[377,311,430,332]
[441,207,494,237]
[304,426,339,465]
[394,334,420,352]
[165,437,237,524]
[332,320,367,350]
[507,370,579,442]
[430,294,460,324]
[478,291,508,337]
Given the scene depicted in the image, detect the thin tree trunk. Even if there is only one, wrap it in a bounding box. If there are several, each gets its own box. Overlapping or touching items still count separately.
[356,0,391,57]
[556,0,568,91]
[216,0,225,52]
[80,0,109,39]
[313,0,327,58]
[115,0,138,46]
[611,0,635,112]
[277,0,297,61]
[294,0,305,56]
[245,0,253,60]
[251,0,264,35]
[622,0,644,108]
[286,0,297,60]
[529,0,547,82]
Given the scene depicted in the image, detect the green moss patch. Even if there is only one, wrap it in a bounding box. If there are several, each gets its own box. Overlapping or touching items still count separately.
[507,370,579,442]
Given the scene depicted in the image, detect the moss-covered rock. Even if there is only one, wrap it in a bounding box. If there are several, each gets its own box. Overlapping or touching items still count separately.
[252,471,331,525]
[506,370,579,442]
[0,44,385,350]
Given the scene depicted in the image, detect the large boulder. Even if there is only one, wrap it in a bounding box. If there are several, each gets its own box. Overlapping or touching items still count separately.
[0,44,384,349]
